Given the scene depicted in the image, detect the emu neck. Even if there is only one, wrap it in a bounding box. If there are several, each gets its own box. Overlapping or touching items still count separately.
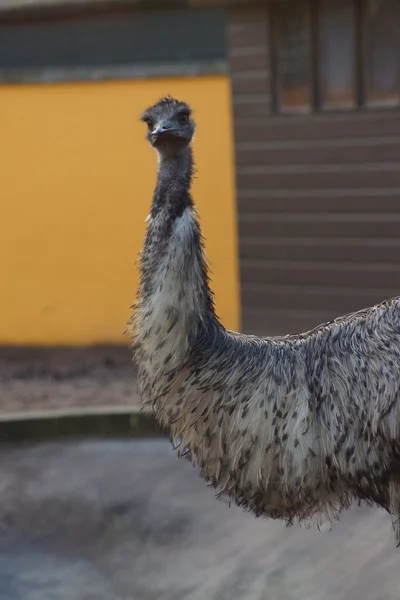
[152,147,193,218]
[135,142,217,386]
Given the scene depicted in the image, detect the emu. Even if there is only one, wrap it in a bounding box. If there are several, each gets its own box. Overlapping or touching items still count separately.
[129,96,400,545]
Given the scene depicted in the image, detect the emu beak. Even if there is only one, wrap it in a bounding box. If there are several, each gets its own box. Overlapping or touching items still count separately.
[153,120,175,137]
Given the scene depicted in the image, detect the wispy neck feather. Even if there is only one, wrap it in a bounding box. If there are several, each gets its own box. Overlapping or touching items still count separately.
[151,148,194,219]
[132,144,217,382]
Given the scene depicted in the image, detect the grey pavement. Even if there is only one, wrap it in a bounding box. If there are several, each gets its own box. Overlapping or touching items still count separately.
[0,438,397,600]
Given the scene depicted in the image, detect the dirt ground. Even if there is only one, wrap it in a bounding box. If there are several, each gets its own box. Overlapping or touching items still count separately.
[0,438,398,600]
[0,346,140,415]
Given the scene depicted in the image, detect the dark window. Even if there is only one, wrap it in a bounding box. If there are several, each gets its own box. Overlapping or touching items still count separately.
[0,8,226,73]
[364,0,400,106]
[320,0,356,108]
[274,4,311,112]
[270,0,400,112]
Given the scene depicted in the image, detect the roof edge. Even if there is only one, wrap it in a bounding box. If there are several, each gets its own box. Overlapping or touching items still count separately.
[0,0,266,19]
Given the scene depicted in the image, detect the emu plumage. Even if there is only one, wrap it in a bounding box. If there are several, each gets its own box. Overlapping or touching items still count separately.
[129,96,400,545]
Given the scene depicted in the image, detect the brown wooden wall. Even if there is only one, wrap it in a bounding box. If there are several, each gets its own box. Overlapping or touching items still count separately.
[227,8,400,336]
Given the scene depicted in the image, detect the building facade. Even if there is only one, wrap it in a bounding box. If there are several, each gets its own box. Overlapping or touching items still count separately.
[227,0,400,335]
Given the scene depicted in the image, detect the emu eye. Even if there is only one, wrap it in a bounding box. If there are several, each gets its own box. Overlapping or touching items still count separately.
[146,120,154,132]
[178,114,189,125]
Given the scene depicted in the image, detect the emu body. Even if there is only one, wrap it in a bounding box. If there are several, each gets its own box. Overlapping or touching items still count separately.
[130,96,400,544]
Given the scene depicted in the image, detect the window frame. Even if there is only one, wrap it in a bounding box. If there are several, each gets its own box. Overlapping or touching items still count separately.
[269,0,399,114]
[270,0,314,114]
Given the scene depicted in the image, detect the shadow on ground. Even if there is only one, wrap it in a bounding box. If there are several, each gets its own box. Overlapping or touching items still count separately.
[0,439,397,600]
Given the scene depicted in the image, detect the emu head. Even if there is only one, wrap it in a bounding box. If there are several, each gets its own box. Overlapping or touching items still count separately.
[141,96,195,156]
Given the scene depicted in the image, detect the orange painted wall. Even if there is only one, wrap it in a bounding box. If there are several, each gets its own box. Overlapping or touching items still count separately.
[0,75,240,345]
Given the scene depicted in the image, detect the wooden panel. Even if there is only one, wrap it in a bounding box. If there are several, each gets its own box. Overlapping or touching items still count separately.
[240,259,400,289]
[241,284,397,313]
[243,308,352,337]
[227,8,270,119]
[237,190,400,213]
[227,7,400,336]
[239,213,400,238]
[236,165,400,190]
[229,46,269,72]
[227,12,269,48]
[231,69,270,94]
[232,94,270,118]
[236,139,400,166]
[234,111,400,142]
[240,238,400,263]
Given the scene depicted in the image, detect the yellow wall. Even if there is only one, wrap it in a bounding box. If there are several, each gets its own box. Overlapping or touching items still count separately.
[0,75,240,345]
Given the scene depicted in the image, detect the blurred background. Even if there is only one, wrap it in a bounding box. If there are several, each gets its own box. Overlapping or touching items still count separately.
[0,0,399,598]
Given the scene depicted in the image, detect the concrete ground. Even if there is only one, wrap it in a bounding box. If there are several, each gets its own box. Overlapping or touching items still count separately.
[0,438,398,600]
